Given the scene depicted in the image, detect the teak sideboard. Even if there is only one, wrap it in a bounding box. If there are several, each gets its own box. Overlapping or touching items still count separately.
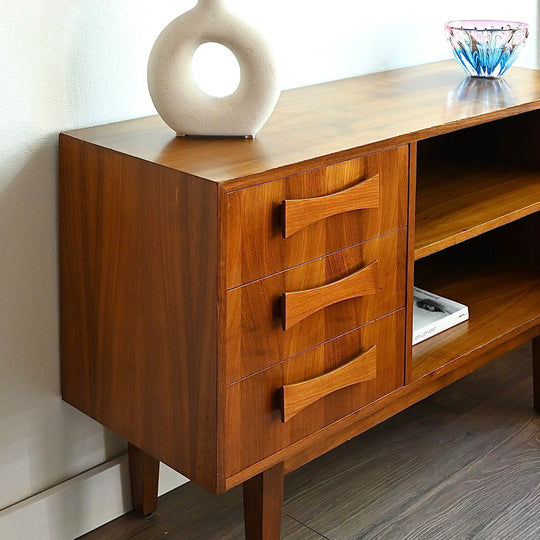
[59,61,540,539]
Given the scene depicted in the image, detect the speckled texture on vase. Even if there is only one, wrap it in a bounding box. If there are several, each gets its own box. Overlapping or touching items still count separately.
[147,0,281,138]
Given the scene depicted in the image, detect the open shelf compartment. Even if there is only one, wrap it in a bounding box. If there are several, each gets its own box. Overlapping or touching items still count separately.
[411,216,539,381]
[415,111,540,260]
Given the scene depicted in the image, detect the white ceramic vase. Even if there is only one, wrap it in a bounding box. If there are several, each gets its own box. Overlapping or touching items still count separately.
[147,0,281,138]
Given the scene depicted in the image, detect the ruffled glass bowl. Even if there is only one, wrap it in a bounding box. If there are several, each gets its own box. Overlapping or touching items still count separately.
[445,20,529,78]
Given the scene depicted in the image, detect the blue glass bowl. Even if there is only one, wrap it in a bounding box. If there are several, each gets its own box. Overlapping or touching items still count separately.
[445,20,529,78]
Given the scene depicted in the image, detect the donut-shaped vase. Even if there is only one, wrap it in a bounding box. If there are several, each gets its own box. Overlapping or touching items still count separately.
[147,0,281,138]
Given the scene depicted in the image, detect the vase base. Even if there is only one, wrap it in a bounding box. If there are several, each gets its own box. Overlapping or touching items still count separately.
[177,133,255,139]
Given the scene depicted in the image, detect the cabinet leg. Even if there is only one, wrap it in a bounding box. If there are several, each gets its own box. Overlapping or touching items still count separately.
[243,462,285,540]
[128,442,160,517]
[533,336,540,414]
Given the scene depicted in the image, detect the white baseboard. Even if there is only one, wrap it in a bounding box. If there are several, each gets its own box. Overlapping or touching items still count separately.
[0,455,188,540]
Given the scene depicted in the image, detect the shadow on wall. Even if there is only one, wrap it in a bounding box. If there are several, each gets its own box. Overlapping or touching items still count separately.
[0,143,60,406]
[0,141,126,511]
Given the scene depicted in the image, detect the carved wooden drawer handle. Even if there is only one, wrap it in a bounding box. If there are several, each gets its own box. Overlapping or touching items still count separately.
[282,173,380,238]
[280,346,377,422]
[282,260,378,331]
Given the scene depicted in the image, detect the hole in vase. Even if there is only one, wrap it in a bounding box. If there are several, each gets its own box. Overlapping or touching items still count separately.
[192,42,241,98]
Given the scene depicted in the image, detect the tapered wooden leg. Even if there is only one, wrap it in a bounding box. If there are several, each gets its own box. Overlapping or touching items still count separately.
[533,336,540,414]
[128,442,160,517]
[243,463,285,540]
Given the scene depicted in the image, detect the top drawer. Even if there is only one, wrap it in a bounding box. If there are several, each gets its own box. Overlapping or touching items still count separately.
[226,146,408,288]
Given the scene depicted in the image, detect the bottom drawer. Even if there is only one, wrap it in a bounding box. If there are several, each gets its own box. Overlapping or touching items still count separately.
[225,309,405,475]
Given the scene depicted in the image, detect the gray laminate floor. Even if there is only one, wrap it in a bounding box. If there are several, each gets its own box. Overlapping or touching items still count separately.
[81,342,540,539]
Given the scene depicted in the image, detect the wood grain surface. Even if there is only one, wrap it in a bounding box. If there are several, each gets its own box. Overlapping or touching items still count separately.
[405,142,417,385]
[62,61,540,190]
[282,260,378,331]
[283,344,540,540]
[60,60,540,537]
[413,262,540,380]
[413,220,540,381]
[282,173,379,238]
[243,463,285,540]
[128,443,160,517]
[280,346,377,422]
[415,114,540,260]
[415,163,540,259]
[226,229,406,383]
[531,336,539,413]
[59,137,222,492]
[80,343,539,540]
[225,311,404,476]
[225,147,407,288]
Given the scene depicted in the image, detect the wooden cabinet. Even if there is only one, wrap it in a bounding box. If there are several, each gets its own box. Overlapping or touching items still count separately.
[59,61,540,538]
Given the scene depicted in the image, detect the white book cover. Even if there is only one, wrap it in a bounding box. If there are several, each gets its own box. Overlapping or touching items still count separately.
[413,287,469,345]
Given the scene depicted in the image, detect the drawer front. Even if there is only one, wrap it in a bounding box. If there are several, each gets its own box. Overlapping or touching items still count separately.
[226,228,406,383]
[226,146,408,289]
[225,310,405,476]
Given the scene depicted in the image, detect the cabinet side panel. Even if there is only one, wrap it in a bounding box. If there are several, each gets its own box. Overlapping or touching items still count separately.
[59,135,219,491]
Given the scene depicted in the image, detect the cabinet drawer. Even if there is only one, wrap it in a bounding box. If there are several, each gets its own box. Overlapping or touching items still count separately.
[226,228,406,383]
[225,310,405,476]
[226,146,408,288]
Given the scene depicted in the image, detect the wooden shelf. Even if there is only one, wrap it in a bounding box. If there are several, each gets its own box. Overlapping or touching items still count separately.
[415,161,540,260]
[412,260,540,381]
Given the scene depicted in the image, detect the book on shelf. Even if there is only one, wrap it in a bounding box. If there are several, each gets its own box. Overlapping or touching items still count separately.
[412,286,469,345]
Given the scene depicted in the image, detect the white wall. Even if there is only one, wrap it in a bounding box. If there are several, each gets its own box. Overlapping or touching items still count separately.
[0,0,538,536]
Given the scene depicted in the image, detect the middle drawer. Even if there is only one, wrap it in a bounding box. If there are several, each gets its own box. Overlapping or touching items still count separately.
[226,228,406,383]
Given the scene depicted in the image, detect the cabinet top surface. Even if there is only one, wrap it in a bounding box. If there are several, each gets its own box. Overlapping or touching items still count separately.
[63,61,540,190]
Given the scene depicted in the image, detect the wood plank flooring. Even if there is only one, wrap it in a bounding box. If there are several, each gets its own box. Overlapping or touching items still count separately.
[80,342,539,539]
